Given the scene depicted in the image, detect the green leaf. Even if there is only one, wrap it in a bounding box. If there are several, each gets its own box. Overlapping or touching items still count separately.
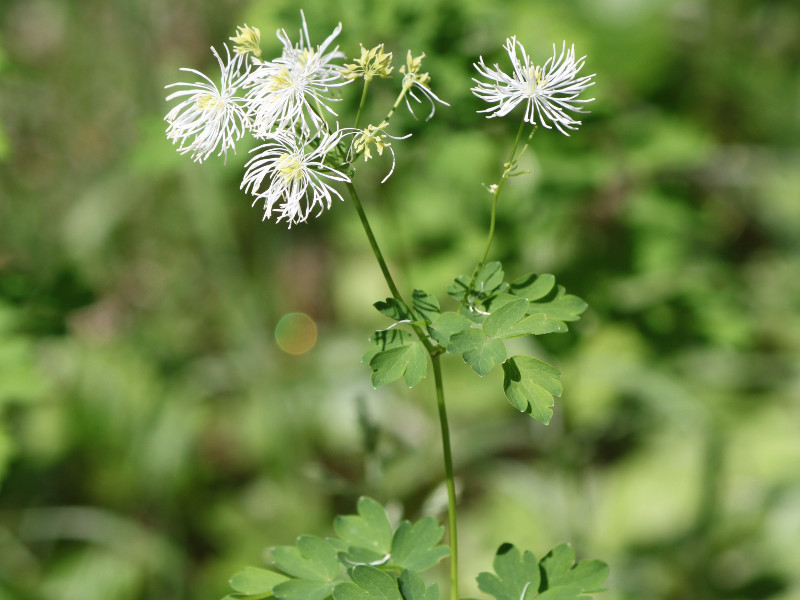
[369,341,427,387]
[477,543,540,600]
[363,330,416,365]
[501,314,567,338]
[374,298,413,322]
[509,275,587,331]
[411,290,440,323]
[397,570,439,600]
[527,287,587,323]
[447,261,508,303]
[509,274,556,301]
[333,567,402,600]
[483,298,529,339]
[271,536,340,581]
[334,497,393,557]
[539,544,608,594]
[389,517,449,572]
[230,567,289,595]
[447,329,506,376]
[502,356,562,424]
[428,311,472,346]
[274,579,336,600]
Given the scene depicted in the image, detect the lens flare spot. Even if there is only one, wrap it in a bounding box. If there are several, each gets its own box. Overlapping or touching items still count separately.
[275,312,317,355]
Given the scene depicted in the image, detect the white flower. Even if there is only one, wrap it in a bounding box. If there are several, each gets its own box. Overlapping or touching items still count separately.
[165,45,250,162]
[472,37,595,135]
[245,12,349,136]
[241,130,350,227]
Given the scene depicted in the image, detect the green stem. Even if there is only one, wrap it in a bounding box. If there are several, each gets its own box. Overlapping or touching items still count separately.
[464,120,528,301]
[345,181,404,302]
[354,79,371,130]
[433,354,458,600]
[384,81,412,124]
[345,180,458,600]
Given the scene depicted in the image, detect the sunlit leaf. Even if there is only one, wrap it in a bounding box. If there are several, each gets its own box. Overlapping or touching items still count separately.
[502,356,562,424]
[448,329,507,376]
[229,567,289,595]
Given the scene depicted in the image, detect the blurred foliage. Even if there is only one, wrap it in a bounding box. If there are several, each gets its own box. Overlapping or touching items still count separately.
[1,1,799,600]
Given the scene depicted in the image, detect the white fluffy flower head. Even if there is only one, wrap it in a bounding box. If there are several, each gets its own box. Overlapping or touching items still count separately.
[164,45,250,162]
[241,131,350,227]
[246,12,349,136]
[472,37,595,135]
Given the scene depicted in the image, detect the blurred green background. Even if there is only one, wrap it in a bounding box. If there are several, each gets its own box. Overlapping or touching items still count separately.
[1,0,799,599]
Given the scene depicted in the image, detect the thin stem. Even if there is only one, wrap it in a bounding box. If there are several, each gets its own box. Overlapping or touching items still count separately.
[384,81,412,124]
[464,120,528,300]
[345,180,458,600]
[345,181,405,302]
[433,354,458,600]
[354,79,371,130]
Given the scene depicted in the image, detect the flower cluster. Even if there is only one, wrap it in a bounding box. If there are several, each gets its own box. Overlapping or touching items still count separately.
[165,12,596,227]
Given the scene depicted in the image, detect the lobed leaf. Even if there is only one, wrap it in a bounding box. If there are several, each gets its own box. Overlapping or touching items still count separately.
[274,579,336,600]
[397,570,439,600]
[502,356,562,424]
[509,273,556,302]
[476,543,609,600]
[447,329,506,376]
[539,544,609,594]
[483,298,529,339]
[411,289,440,324]
[362,330,416,365]
[229,567,289,595]
[271,536,340,582]
[447,261,508,304]
[334,497,393,557]
[374,298,414,322]
[389,517,449,572]
[333,566,403,600]
[477,543,539,600]
[369,341,427,387]
[428,311,472,346]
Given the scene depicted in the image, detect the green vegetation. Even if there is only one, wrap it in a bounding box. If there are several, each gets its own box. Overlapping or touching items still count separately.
[1,1,799,600]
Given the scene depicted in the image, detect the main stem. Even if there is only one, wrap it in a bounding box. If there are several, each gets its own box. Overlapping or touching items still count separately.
[345,181,458,600]
[432,354,458,600]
